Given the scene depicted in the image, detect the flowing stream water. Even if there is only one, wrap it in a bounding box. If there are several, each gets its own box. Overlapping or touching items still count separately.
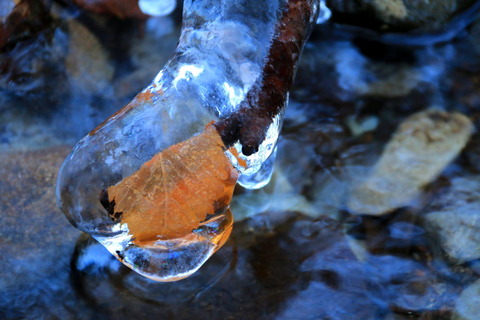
[1,1,480,319]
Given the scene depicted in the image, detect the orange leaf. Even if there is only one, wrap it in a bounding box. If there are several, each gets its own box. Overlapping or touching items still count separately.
[108,123,239,243]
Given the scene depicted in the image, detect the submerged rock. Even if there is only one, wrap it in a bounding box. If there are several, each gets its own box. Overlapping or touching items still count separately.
[65,19,114,95]
[453,280,480,320]
[348,109,473,215]
[424,176,480,263]
[0,146,82,319]
[365,254,454,313]
[327,0,477,33]
[0,0,67,110]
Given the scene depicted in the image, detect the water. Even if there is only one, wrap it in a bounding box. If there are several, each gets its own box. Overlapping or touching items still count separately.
[2,0,480,319]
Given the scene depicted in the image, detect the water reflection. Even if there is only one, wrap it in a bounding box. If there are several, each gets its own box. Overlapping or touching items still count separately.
[71,234,237,305]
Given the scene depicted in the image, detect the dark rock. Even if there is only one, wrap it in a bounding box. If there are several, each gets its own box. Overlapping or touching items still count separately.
[424,176,480,263]
[0,0,68,111]
[0,146,83,319]
[365,255,456,313]
[453,280,480,320]
[327,0,477,33]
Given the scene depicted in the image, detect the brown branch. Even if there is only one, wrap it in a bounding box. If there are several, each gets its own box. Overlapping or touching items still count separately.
[215,0,318,155]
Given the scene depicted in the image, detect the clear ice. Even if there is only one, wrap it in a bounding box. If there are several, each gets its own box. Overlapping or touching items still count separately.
[57,0,319,281]
[316,0,331,24]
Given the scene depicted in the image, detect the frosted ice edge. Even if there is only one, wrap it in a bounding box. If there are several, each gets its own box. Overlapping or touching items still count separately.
[94,209,232,281]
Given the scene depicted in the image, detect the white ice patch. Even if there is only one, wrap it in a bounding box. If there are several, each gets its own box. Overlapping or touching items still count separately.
[139,0,176,17]
[153,70,165,86]
[222,82,244,109]
[172,64,204,88]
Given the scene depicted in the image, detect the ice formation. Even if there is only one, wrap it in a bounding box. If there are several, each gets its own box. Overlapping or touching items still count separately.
[57,0,320,281]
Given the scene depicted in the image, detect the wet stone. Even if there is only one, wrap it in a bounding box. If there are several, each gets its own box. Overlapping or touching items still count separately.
[364,254,455,314]
[65,19,114,95]
[424,176,480,263]
[453,280,480,320]
[464,132,480,173]
[0,0,67,111]
[348,109,473,216]
[0,147,82,319]
[293,37,447,111]
[69,214,378,320]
